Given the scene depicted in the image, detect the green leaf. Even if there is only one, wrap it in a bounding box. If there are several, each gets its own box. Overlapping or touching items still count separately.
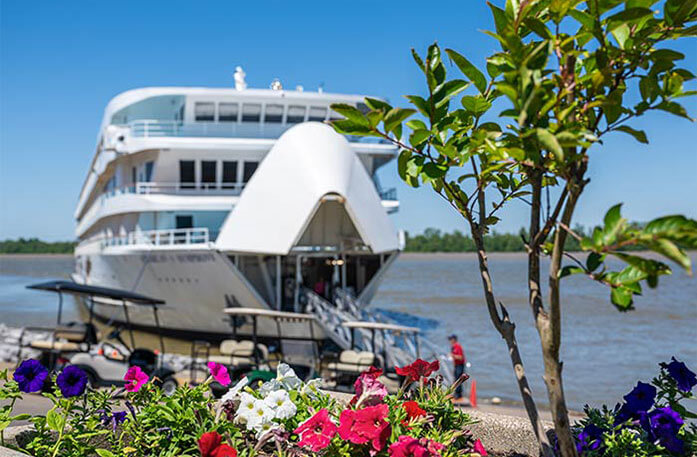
[433,79,470,108]
[656,100,692,120]
[96,450,116,457]
[406,119,427,131]
[445,49,487,93]
[406,95,431,117]
[611,23,631,49]
[422,162,447,179]
[364,97,393,112]
[461,95,492,116]
[46,408,64,432]
[586,252,603,271]
[330,103,370,127]
[384,108,416,134]
[410,129,431,146]
[535,128,564,161]
[0,420,10,431]
[330,119,375,136]
[569,9,596,30]
[611,286,635,310]
[411,48,425,72]
[560,265,585,278]
[606,7,654,30]
[614,125,648,144]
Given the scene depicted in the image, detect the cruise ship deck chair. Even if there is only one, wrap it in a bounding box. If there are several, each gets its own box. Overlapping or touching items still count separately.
[208,339,269,368]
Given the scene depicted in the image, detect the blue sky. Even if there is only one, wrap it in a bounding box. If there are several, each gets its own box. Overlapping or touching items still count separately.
[1,0,695,241]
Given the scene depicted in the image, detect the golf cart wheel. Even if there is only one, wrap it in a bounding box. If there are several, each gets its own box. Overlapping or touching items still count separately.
[161,376,178,396]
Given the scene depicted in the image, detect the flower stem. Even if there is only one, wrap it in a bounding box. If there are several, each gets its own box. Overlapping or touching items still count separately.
[50,398,74,457]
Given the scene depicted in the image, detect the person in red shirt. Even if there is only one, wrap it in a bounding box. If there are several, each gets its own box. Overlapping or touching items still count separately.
[448,334,466,400]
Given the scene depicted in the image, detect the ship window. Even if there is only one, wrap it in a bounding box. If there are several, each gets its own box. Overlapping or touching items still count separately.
[194,102,215,122]
[201,161,217,188]
[176,215,193,229]
[222,161,238,189]
[180,160,195,189]
[242,103,261,122]
[308,106,327,122]
[264,104,283,123]
[218,103,238,122]
[287,105,306,123]
[243,161,258,183]
[144,161,154,182]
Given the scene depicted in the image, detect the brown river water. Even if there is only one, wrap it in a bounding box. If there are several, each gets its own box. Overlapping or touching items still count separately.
[1,252,695,410]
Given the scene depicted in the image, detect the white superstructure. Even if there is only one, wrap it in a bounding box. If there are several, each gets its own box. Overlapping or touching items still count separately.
[72,73,402,346]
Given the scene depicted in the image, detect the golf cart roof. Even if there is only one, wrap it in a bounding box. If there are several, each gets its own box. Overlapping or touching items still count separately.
[223,307,316,321]
[27,280,165,306]
[342,321,420,333]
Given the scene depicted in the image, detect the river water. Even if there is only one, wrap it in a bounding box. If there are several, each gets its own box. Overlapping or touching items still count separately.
[1,253,695,410]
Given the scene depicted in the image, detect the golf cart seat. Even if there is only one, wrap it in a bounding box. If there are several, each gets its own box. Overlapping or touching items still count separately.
[327,350,376,374]
[23,323,97,353]
[29,340,81,352]
[208,340,268,367]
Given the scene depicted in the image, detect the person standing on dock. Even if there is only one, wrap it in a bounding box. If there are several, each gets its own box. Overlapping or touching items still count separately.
[448,334,466,401]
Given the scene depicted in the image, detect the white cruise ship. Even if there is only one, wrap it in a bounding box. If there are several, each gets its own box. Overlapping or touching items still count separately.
[72,69,403,347]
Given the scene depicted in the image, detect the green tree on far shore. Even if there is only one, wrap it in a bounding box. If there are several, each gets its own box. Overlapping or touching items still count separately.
[0,238,75,254]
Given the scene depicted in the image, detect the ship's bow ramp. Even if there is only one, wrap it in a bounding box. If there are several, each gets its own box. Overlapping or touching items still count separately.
[215,122,398,254]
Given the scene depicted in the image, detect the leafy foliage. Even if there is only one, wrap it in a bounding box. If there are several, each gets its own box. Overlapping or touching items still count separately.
[0,238,75,254]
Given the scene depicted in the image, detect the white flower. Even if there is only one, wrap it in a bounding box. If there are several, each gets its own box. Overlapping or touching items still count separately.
[300,378,324,399]
[254,419,280,439]
[259,378,281,396]
[264,389,297,419]
[220,376,248,404]
[235,392,257,423]
[275,363,301,390]
[246,399,274,430]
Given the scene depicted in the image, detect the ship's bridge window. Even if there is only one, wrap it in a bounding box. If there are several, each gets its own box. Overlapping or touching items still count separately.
[218,103,239,122]
[287,105,306,123]
[201,161,217,189]
[222,161,238,189]
[264,104,283,123]
[194,102,215,122]
[242,103,261,122]
[243,161,258,183]
[308,106,328,122]
[179,160,195,189]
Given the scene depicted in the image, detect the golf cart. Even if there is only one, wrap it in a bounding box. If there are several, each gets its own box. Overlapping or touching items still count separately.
[329,320,421,391]
[24,280,178,394]
[191,307,321,394]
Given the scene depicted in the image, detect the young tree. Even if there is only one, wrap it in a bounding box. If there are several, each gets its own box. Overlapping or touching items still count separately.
[330,1,697,455]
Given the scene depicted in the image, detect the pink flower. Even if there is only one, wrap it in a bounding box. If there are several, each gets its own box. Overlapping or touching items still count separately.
[207,362,231,386]
[352,367,387,407]
[124,366,148,392]
[293,409,337,452]
[473,439,488,456]
[338,404,391,454]
[388,436,430,457]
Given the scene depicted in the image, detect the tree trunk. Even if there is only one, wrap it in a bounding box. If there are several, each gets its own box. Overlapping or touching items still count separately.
[470,225,555,457]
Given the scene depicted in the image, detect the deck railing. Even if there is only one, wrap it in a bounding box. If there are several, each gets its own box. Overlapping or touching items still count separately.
[102,227,210,248]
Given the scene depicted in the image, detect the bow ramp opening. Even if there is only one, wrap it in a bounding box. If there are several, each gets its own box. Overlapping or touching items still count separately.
[214,122,400,313]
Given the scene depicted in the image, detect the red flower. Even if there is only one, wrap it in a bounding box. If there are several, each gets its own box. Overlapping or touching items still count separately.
[396,359,440,383]
[293,409,337,452]
[338,404,391,454]
[198,431,237,457]
[473,439,488,456]
[401,401,427,427]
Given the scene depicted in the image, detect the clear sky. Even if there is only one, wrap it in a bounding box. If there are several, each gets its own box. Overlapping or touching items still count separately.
[1,0,695,241]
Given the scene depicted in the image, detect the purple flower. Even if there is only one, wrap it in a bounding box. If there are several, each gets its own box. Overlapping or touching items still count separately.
[622,381,656,414]
[99,410,128,432]
[56,365,88,397]
[575,423,603,454]
[648,407,684,454]
[662,357,697,393]
[13,360,49,393]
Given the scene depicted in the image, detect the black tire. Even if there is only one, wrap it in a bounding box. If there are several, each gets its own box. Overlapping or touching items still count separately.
[161,376,178,396]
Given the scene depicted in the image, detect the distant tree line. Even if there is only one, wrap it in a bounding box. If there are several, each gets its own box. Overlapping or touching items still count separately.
[0,238,76,254]
[404,227,587,252]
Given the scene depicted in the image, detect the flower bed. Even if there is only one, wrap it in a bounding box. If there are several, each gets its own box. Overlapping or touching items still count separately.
[1,359,487,456]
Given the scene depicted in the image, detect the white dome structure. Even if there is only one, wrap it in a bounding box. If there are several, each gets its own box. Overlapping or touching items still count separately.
[215,122,399,255]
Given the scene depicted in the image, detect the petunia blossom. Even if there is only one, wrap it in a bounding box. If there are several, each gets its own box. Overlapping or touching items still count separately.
[293,409,338,452]
[264,389,297,419]
[13,360,49,393]
[395,359,440,383]
[401,401,427,427]
[124,366,149,392]
[473,439,488,456]
[338,404,391,454]
[56,365,88,398]
[207,362,231,386]
[198,431,237,457]
[388,435,430,457]
[622,381,656,414]
[647,406,684,454]
[662,357,697,393]
[352,366,387,407]
[220,376,248,404]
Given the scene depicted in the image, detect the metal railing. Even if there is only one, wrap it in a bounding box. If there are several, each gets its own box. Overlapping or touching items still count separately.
[124,120,393,144]
[99,182,243,205]
[102,227,210,248]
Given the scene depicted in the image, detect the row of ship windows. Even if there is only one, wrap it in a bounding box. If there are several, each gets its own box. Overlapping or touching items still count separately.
[179,159,258,186]
[192,102,347,124]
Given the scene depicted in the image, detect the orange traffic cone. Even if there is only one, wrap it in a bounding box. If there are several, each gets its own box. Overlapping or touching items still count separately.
[469,378,478,408]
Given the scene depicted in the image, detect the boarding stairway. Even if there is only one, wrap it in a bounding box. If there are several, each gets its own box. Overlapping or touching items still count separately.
[303,288,453,383]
